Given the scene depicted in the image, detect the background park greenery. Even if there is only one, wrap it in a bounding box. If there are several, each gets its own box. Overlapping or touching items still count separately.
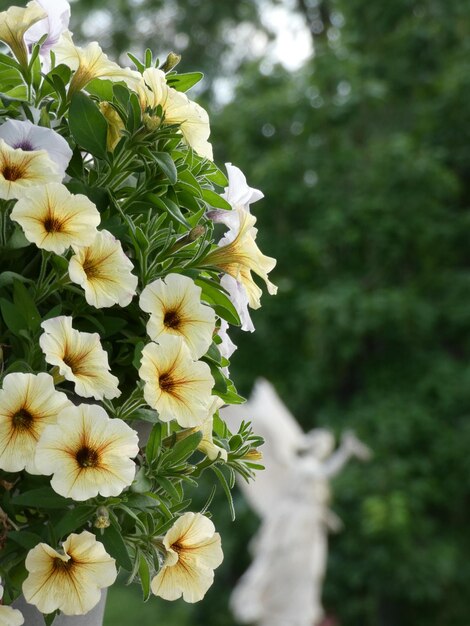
[56,0,470,623]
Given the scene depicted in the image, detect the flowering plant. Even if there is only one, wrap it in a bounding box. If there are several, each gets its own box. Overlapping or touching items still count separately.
[0,1,276,623]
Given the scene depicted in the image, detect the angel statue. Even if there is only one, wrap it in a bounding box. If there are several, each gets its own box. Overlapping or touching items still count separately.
[222,379,371,626]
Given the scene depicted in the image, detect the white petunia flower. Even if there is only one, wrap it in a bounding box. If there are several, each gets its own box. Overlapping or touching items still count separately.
[53,31,142,95]
[39,316,121,400]
[11,183,100,254]
[138,68,213,159]
[139,273,215,359]
[205,209,277,309]
[223,162,264,209]
[0,1,46,67]
[68,229,138,309]
[24,0,70,59]
[207,163,263,234]
[0,372,71,475]
[0,119,72,177]
[217,319,237,377]
[139,335,214,427]
[220,274,255,332]
[0,139,60,200]
[35,403,139,501]
[23,531,117,615]
[151,512,223,603]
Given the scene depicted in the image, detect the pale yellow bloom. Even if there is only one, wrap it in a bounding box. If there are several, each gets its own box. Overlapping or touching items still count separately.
[39,316,120,400]
[23,531,117,615]
[0,372,71,474]
[205,208,277,309]
[10,183,100,254]
[53,31,142,95]
[35,403,139,501]
[0,605,24,626]
[0,576,24,625]
[139,335,214,427]
[68,229,138,309]
[139,273,216,359]
[151,512,223,603]
[138,68,213,159]
[99,102,125,151]
[197,397,227,461]
[0,140,60,200]
[0,1,46,67]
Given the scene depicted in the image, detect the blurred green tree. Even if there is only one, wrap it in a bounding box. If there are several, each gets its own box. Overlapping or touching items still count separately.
[213,1,470,624]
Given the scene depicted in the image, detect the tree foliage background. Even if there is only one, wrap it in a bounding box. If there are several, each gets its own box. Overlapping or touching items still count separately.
[46,0,470,623]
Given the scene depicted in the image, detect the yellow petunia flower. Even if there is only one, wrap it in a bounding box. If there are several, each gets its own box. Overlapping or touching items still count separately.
[151,512,223,603]
[53,31,142,95]
[35,403,139,501]
[0,1,46,67]
[139,335,214,427]
[0,372,71,474]
[99,102,125,151]
[23,531,117,615]
[139,273,216,359]
[39,316,121,400]
[205,208,277,309]
[68,229,138,309]
[0,139,61,200]
[196,397,228,461]
[11,183,100,254]
[138,68,213,159]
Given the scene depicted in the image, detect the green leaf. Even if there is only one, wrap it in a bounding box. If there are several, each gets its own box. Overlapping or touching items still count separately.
[87,78,114,101]
[0,298,27,337]
[13,280,40,331]
[8,530,42,549]
[54,506,94,538]
[211,465,236,521]
[196,278,241,326]
[0,272,32,288]
[146,423,162,462]
[69,92,108,158]
[148,193,190,228]
[154,152,178,184]
[98,523,133,571]
[12,487,71,509]
[155,475,181,501]
[201,188,232,210]
[167,72,204,92]
[139,554,151,601]
[167,431,202,465]
[129,408,159,423]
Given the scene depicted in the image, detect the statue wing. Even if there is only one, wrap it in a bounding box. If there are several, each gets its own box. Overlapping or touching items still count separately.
[222,378,305,518]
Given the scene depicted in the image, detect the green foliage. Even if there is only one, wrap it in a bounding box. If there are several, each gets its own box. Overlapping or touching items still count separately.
[210,2,470,625]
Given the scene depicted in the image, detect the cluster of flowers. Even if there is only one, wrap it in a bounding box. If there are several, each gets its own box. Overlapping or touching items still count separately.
[0,0,276,623]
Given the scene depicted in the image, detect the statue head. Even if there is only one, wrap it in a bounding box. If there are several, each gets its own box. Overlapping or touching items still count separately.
[301,428,335,460]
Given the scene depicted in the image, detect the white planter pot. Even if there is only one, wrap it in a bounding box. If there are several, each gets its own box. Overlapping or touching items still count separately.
[12,590,107,626]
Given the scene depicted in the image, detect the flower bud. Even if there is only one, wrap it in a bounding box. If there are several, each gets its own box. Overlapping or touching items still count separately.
[160,52,181,72]
[94,506,110,529]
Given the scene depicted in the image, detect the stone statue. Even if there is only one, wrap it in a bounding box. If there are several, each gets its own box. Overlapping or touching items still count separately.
[222,379,371,626]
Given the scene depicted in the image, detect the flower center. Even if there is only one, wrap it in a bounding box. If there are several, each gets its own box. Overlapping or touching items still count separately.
[13,140,34,151]
[43,215,63,233]
[158,371,175,393]
[75,446,100,468]
[163,309,181,329]
[53,557,74,572]
[2,164,23,181]
[12,407,34,430]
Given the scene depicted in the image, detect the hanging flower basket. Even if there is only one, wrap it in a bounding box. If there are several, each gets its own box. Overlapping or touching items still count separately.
[0,1,277,624]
